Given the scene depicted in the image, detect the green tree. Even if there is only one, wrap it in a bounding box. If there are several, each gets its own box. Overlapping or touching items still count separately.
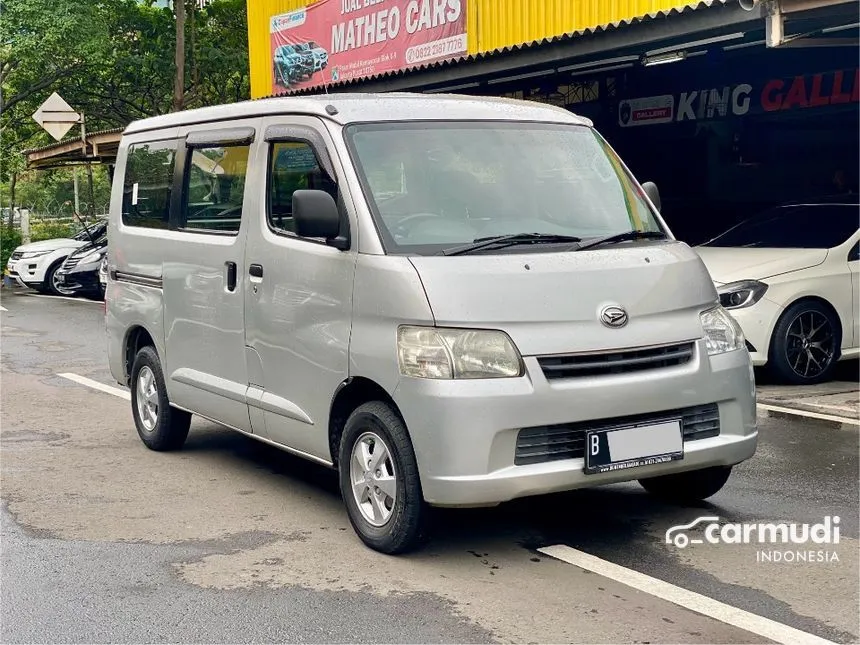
[1,0,251,226]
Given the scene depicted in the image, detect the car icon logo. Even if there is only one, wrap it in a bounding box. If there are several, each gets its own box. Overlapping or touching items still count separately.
[665,516,721,548]
[600,305,628,328]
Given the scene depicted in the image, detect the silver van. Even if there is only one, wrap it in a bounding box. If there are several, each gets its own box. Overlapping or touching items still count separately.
[106,93,757,554]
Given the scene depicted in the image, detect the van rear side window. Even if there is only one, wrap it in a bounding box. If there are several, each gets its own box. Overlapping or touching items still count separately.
[183,145,250,234]
[122,140,177,229]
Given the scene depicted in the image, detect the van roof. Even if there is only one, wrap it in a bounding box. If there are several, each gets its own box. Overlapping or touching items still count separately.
[123,92,592,135]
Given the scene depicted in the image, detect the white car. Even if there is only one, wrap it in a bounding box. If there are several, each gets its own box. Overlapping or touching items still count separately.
[6,221,107,296]
[695,198,859,384]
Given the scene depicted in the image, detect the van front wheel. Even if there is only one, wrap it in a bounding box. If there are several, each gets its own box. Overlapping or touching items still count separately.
[130,346,191,451]
[638,466,732,502]
[338,402,427,554]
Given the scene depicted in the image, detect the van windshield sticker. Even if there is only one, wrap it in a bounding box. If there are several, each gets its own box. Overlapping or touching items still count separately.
[131,182,139,206]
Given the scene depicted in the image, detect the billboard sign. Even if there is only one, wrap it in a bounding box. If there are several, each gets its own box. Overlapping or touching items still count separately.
[619,68,859,127]
[270,0,467,93]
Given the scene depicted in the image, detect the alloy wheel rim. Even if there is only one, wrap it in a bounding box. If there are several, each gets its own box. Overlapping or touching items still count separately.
[136,366,159,433]
[784,310,834,379]
[349,431,397,527]
[52,270,75,295]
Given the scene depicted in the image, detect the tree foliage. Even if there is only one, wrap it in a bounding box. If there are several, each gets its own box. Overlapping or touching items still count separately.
[0,0,250,206]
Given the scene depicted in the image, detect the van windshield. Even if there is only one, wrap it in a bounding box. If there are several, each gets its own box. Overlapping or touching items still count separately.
[345,121,663,255]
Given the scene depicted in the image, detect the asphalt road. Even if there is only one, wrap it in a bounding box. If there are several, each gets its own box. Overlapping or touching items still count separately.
[1,288,858,644]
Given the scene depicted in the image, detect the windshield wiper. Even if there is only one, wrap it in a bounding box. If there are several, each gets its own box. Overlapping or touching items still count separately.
[441,233,582,256]
[574,230,667,252]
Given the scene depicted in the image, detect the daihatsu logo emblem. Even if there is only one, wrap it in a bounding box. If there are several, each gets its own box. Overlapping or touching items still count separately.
[600,305,628,328]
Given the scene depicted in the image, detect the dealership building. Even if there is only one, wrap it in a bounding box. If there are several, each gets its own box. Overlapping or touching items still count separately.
[249,0,859,243]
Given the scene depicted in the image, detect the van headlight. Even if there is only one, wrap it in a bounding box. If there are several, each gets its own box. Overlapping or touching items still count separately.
[717,280,768,310]
[700,306,745,356]
[397,326,523,379]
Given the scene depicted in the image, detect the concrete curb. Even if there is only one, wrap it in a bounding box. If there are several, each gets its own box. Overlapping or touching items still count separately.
[757,396,859,419]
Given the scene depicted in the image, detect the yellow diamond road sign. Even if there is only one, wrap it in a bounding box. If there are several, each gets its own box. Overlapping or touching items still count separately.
[32,92,80,142]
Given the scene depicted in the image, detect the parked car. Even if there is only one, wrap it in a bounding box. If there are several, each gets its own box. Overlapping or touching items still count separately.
[695,196,859,384]
[6,220,107,296]
[99,255,108,291]
[273,44,314,86]
[106,93,757,555]
[55,232,108,299]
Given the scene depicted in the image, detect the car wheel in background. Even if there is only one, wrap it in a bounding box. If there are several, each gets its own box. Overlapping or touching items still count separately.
[769,299,840,385]
[42,259,76,296]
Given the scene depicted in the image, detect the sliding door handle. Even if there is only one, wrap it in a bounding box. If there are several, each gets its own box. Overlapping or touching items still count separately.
[225,261,237,291]
[249,264,264,279]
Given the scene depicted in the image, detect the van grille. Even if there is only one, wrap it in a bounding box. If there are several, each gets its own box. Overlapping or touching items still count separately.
[62,255,81,271]
[537,342,694,380]
[514,403,720,466]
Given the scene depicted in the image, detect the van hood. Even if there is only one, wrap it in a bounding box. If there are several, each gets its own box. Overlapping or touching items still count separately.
[693,247,827,284]
[408,242,717,356]
[14,238,84,252]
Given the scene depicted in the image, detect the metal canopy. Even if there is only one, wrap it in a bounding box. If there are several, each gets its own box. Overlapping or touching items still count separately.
[280,0,857,95]
[24,128,123,170]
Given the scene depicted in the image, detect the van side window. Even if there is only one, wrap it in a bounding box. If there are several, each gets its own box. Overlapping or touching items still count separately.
[122,140,177,229]
[268,141,337,234]
[183,145,250,234]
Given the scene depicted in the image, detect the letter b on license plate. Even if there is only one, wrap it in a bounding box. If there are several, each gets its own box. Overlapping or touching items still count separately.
[585,419,683,474]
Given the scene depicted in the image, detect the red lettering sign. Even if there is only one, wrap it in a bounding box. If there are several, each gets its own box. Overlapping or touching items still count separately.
[761,70,858,112]
[809,74,829,107]
[633,107,672,121]
[270,0,467,93]
[783,76,808,108]
[761,79,784,111]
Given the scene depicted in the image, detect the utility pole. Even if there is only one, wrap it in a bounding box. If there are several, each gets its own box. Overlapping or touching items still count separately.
[173,0,186,112]
[73,168,80,216]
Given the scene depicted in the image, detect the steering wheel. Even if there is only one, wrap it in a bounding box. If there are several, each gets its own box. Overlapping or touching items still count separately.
[389,212,442,239]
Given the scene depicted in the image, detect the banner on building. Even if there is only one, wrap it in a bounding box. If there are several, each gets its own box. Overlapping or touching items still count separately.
[270,0,467,93]
[618,68,859,127]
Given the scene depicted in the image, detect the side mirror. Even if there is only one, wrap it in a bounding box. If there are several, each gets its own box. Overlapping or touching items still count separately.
[293,189,345,247]
[642,181,661,212]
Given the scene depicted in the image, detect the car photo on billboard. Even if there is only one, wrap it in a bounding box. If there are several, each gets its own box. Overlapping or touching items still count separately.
[272,44,316,88]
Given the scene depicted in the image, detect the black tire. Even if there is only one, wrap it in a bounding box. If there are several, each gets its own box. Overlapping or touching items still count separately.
[639,466,732,503]
[769,299,840,385]
[338,402,427,554]
[42,259,75,296]
[130,345,191,451]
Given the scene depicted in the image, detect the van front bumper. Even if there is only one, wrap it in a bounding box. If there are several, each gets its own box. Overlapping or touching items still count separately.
[392,340,757,507]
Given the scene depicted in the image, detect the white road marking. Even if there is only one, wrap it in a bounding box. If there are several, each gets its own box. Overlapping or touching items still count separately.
[57,373,130,401]
[538,545,836,645]
[805,403,858,414]
[757,403,859,426]
[26,293,101,304]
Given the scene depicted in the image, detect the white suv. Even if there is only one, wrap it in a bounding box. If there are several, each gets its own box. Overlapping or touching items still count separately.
[7,221,107,296]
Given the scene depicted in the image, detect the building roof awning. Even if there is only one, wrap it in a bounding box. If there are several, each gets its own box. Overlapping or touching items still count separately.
[271,0,858,96]
[24,127,124,170]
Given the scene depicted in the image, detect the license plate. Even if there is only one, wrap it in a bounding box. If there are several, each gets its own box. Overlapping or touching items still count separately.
[585,419,683,474]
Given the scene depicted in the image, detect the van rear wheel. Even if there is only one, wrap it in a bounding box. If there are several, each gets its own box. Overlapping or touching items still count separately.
[638,466,732,502]
[130,346,191,451]
[338,402,427,554]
